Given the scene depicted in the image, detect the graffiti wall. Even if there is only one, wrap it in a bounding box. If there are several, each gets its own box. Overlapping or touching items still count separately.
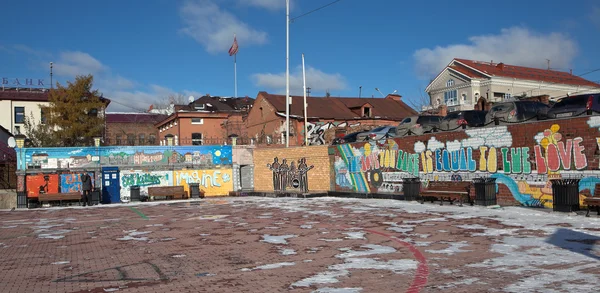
[305,121,362,145]
[173,169,233,197]
[119,170,172,202]
[59,172,95,193]
[17,145,233,170]
[333,116,600,207]
[26,174,59,197]
[253,146,331,192]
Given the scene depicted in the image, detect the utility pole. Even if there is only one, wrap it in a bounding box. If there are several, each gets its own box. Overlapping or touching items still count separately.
[285,0,290,148]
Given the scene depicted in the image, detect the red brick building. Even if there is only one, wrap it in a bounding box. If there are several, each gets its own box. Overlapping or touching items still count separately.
[105,113,167,146]
[156,95,253,146]
[246,91,418,146]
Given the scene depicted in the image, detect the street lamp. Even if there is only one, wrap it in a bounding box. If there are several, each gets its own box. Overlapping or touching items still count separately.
[93,137,102,189]
[375,88,385,97]
[15,134,26,170]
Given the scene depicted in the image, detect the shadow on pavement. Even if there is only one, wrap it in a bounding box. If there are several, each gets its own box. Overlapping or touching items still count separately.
[545,228,600,261]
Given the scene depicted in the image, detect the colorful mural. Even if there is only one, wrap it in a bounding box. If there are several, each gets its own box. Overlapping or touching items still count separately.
[119,170,172,202]
[173,169,233,197]
[59,172,95,193]
[333,118,600,208]
[17,145,233,170]
[26,174,59,198]
[306,121,361,145]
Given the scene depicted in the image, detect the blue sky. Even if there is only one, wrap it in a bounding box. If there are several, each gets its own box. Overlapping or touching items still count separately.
[1,0,599,111]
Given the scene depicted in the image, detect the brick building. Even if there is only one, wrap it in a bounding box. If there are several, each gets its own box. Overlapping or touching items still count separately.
[156,95,253,146]
[245,91,418,146]
[105,113,167,146]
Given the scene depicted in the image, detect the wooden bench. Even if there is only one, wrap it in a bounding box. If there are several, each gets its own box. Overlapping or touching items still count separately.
[147,186,187,200]
[584,185,600,217]
[38,192,82,206]
[420,181,473,206]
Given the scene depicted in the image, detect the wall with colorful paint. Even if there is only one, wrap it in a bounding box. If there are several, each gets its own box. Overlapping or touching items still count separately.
[16,145,237,201]
[173,169,233,197]
[16,145,232,171]
[253,146,331,192]
[333,116,600,207]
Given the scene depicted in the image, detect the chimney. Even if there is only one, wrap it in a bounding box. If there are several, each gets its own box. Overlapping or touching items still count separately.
[385,94,402,101]
[206,93,211,97]
[496,63,504,70]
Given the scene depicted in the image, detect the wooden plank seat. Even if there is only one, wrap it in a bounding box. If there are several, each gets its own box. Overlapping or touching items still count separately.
[147,186,187,200]
[38,192,82,205]
[420,181,473,206]
[584,185,600,217]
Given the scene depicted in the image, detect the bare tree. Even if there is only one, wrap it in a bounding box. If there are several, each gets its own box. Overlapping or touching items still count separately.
[154,93,191,109]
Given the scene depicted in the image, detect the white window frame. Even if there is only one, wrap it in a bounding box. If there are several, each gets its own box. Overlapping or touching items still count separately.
[192,133,203,145]
[191,118,204,124]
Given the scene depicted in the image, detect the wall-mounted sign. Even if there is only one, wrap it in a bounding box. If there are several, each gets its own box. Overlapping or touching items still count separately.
[2,77,46,88]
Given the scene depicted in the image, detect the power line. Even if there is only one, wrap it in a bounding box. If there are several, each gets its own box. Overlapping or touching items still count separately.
[290,0,344,23]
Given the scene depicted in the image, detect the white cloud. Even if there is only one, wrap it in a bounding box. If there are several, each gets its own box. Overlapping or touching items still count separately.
[53,51,106,77]
[590,6,600,30]
[179,0,268,54]
[413,27,578,78]
[252,65,347,95]
[240,0,288,11]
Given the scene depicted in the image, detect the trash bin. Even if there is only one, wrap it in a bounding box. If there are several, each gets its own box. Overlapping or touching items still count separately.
[91,188,101,205]
[17,191,27,209]
[550,179,580,212]
[130,185,141,202]
[402,178,421,201]
[189,183,201,199]
[473,178,497,206]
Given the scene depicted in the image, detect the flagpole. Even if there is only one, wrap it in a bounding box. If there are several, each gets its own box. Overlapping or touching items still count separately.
[302,53,308,146]
[285,0,290,148]
[234,53,237,99]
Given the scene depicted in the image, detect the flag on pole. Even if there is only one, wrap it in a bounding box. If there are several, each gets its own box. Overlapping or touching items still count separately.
[228,35,239,56]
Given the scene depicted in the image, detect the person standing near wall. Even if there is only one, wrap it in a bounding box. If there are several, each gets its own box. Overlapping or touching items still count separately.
[81,171,92,206]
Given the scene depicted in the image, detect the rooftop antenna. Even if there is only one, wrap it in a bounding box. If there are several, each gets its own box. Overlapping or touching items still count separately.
[359,86,362,98]
[188,95,194,103]
[546,59,550,70]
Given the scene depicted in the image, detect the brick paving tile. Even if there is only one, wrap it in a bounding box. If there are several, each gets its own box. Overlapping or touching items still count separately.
[1,197,599,292]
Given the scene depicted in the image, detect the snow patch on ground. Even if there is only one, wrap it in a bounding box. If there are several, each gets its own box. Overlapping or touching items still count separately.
[261,234,296,245]
[280,248,297,255]
[343,232,366,240]
[243,262,296,271]
[426,241,471,255]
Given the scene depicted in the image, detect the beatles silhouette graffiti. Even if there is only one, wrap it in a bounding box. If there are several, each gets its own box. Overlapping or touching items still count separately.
[267,157,314,192]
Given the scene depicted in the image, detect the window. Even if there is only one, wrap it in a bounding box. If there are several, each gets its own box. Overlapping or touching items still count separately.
[400,117,412,124]
[191,118,204,124]
[363,107,371,118]
[504,93,512,100]
[14,107,25,124]
[148,134,156,145]
[127,133,135,146]
[116,135,122,145]
[461,94,467,103]
[446,79,455,87]
[14,126,21,135]
[194,104,205,110]
[138,134,145,145]
[40,108,47,124]
[192,133,203,145]
[444,90,458,105]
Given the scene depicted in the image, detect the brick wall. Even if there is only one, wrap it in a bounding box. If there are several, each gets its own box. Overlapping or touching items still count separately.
[253,145,331,192]
[332,116,600,207]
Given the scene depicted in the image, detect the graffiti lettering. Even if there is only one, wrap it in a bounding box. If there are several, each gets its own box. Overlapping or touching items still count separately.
[175,170,227,188]
[533,137,587,174]
[121,173,166,188]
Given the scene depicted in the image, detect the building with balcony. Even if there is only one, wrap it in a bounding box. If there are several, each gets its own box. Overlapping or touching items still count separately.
[425,58,600,112]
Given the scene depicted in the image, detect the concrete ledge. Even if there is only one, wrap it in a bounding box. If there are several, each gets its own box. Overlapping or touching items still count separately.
[0,190,17,210]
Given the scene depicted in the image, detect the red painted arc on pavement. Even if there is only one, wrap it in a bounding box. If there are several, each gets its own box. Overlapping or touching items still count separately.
[336,223,429,293]
[364,228,429,293]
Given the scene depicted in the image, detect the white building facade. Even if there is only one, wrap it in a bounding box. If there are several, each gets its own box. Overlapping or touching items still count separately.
[425,59,600,112]
[0,90,50,135]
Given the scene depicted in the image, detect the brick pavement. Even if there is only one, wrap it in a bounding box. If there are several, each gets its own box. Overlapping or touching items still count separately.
[0,197,599,293]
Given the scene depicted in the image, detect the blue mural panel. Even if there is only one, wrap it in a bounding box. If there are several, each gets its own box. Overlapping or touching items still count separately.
[59,172,95,193]
[17,145,233,170]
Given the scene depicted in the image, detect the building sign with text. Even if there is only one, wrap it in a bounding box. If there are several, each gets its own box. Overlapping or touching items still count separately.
[2,77,46,88]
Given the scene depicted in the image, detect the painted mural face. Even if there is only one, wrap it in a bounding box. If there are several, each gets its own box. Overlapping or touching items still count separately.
[18,146,233,170]
[334,119,600,208]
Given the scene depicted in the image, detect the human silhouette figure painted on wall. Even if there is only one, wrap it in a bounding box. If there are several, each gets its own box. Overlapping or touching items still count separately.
[269,157,313,192]
[297,158,314,193]
[267,157,281,191]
